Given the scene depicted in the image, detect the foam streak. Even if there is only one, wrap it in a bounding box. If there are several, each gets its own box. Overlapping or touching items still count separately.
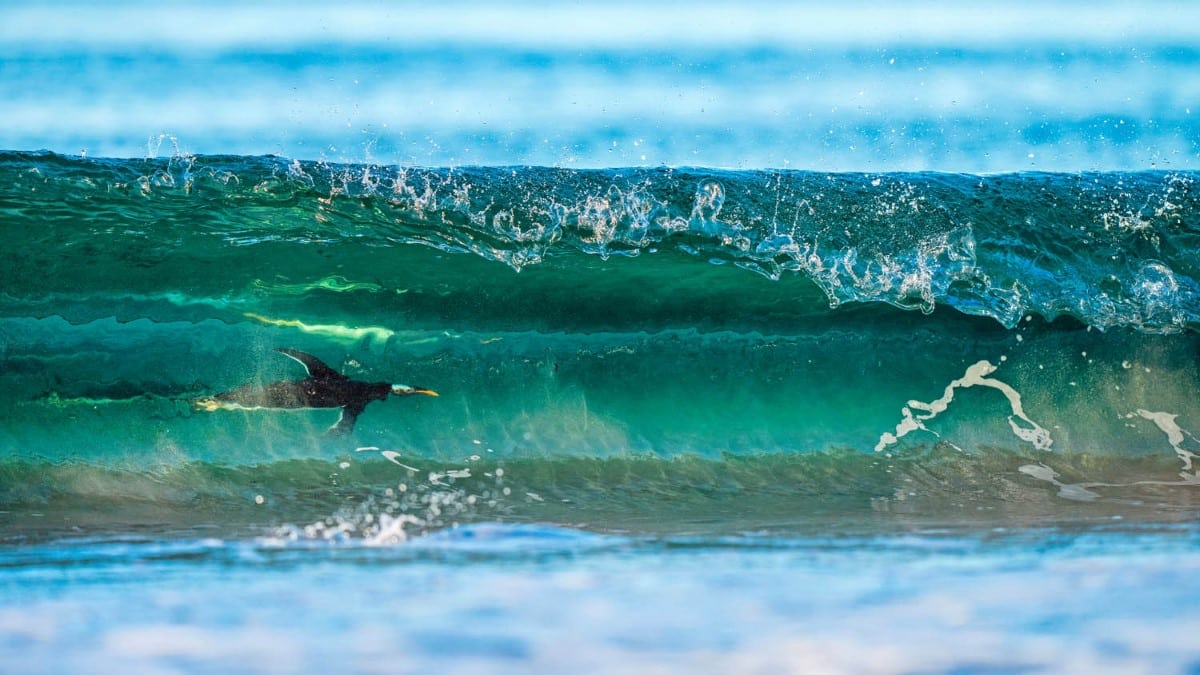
[876,360,1053,452]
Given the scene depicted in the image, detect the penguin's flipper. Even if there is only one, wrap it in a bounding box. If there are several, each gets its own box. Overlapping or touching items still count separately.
[328,403,365,435]
[276,348,346,381]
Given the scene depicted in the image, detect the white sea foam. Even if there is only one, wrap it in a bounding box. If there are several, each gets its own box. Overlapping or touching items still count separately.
[1135,409,1200,474]
[1019,412,1200,500]
[1018,464,1101,502]
[876,360,1053,453]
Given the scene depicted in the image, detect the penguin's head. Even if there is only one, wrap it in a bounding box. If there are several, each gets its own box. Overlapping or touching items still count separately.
[391,384,439,398]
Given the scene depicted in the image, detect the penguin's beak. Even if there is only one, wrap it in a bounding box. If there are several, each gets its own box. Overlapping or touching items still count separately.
[391,384,439,397]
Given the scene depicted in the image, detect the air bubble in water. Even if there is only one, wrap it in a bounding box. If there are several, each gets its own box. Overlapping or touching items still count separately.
[691,180,725,229]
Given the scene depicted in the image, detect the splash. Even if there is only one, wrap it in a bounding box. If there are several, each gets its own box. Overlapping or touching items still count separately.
[5,153,1200,332]
[265,448,510,545]
[268,481,487,546]
[876,360,1053,453]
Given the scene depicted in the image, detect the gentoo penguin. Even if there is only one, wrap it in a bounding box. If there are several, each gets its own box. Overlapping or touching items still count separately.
[193,348,437,433]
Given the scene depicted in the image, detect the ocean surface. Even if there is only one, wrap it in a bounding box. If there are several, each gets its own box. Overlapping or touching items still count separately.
[4,2,1200,673]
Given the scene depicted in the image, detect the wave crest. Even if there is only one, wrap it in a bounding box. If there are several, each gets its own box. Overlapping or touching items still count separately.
[3,152,1198,332]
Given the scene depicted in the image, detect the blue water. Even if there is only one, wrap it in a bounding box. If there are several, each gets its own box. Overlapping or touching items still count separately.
[4,1,1200,171]
[5,526,1200,674]
[4,1,1200,672]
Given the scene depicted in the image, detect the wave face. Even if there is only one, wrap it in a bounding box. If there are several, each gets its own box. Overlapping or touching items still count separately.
[3,151,1200,537]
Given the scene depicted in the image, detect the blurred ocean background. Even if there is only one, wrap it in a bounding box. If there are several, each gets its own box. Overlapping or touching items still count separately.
[3,1,1200,673]
[4,0,1199,170]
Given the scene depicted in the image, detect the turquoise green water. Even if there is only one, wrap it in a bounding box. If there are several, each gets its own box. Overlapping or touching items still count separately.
[3,152,1200,673]
[3,153,1199,539]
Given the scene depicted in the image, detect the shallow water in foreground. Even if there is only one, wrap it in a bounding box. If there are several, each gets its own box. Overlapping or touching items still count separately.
[5,526,1200,674]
